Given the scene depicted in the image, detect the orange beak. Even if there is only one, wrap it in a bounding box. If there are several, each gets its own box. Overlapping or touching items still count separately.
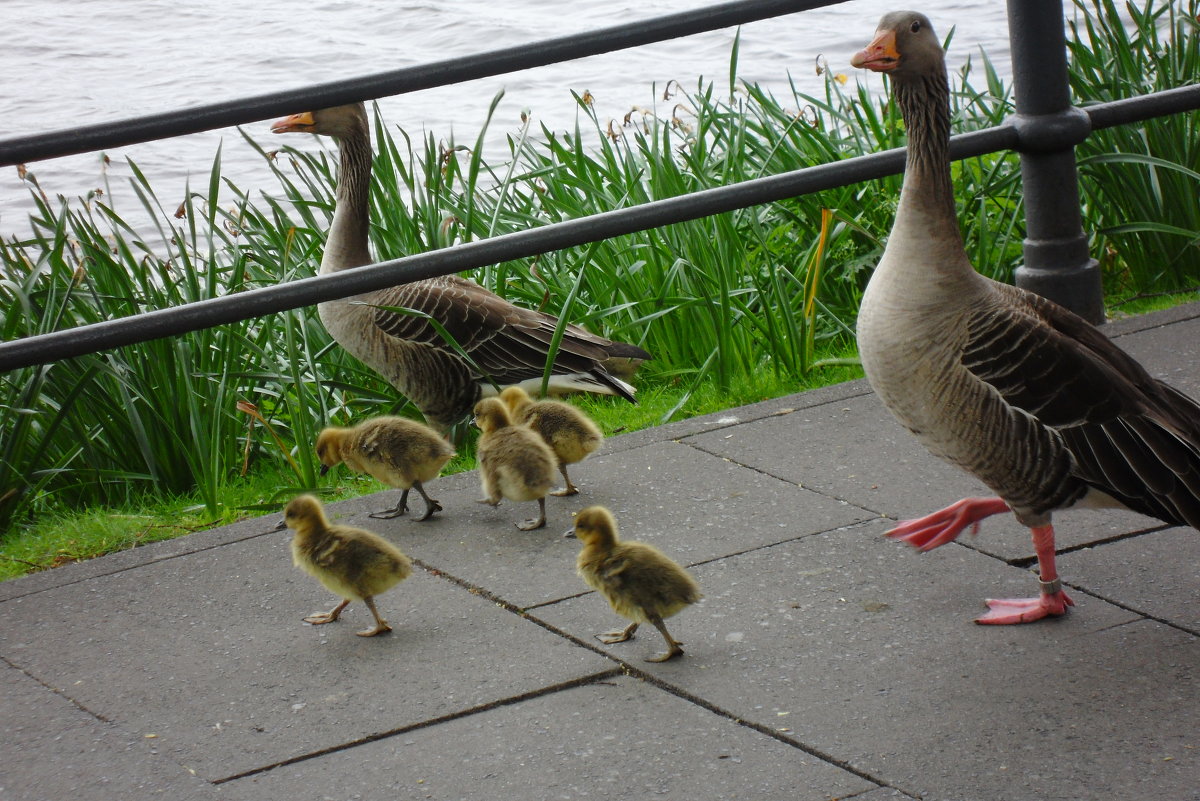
[851,29,900,72]
[270,111,315,134]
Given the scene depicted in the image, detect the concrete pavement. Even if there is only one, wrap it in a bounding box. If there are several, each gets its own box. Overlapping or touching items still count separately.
[3,303,1198,801]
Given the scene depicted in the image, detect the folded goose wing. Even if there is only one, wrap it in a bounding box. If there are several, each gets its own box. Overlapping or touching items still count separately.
[368,276,647,396]
[962,284,1200,526]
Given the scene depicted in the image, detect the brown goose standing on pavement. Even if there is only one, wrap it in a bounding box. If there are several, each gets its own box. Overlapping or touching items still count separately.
[271,103,651,434]
[852,12,1200,623]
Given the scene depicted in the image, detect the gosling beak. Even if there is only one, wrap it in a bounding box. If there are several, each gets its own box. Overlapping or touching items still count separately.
[562,526,577,538]
[274,518,288,531]
[270,111,316,134]
[319,464,331,477]
[851,29,899,72]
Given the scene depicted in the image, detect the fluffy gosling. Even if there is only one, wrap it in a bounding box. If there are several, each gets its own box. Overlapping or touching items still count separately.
[569,506,702,662]
[499,386,602,496]
[316,416,455,520]
[283,494,412,636]
[472,397,557,530]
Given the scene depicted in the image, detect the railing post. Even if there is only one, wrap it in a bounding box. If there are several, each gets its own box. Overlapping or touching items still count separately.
[1005,0,1105,324]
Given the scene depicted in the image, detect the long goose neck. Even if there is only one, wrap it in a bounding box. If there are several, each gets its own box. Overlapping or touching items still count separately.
[321,125,373,275]
[890,69,964,250]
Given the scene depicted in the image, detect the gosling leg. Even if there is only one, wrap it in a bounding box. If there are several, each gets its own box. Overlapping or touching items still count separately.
[644,613,685,662]
[303,598,350,626]
[516,497,547,531]
[356,596,393,637]
[549,464,580,497]
[597,621,638,644]
[369,489,410,520]
[412,481,443,521]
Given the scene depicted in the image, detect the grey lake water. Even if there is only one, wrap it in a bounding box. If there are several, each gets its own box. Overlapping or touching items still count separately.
[0,0,1018,238]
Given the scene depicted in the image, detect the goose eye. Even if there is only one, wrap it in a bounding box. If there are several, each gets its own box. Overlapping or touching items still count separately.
[910,20,921,33]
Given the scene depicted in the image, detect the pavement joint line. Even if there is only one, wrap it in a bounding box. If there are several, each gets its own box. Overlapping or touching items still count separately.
[672,435,899,523]
[409,540,915,796]
[1002,522,1175,568]
[1053,583,1200,638]
[210,667,625,785]
[615,658,909,797]
[1,653,113,724]
[407,556,638,665]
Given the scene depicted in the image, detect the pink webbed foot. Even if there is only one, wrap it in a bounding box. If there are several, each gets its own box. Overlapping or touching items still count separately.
[976,581,1075,625]
[887,497,1011,551]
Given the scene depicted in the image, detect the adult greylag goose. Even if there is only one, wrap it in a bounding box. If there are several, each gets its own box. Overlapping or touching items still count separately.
[271,103,651,434]
[852,12,1200,624]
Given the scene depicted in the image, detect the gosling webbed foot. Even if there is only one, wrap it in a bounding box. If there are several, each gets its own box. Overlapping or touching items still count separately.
[416,498,443,521]
[303,598,349,626]
[646,614,685,662]
[644,644,684,663]
[550,466,580,496]
[369,489,410,520]
[414,483,443,521]
[355,621,393,637]
[596,622,638,644]
[515,498,547,530]
[357,597,392,636]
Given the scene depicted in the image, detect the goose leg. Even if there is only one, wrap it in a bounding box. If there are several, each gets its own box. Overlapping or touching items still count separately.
[597,621,638,644]
[370,489,410,520]
[976,524,1074,624]
[887,497,1011,550]
[550,464,580,497]
[412,481,443,521]
[304,598,350,626]
[516,498,547,531]
[356,596,393,637]
[644,614,685,662]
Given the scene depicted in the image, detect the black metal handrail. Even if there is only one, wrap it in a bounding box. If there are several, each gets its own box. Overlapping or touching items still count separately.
[1,1,1198,374]
[0,0,836,167]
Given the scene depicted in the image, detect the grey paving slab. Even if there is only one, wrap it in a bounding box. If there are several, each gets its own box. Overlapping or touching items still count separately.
[534,521,1199,801]
[0,514,271,602]
[343,440,873,611]
[684,393,1166,560]
[1060,526,1200,634]
[221,675,877,801]
[0,663,223,801]
[844,790,920,801]
[0,530,611,782]
[1110,312,1200,396]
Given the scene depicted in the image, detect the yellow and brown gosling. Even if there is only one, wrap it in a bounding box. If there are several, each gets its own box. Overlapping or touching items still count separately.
[316,416,455,520]
[472,397,556,530]
[499,386,602,496]
[283,494,412,637]
[569,505,702,662]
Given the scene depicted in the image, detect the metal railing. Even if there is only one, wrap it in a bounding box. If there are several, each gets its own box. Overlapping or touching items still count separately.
[1,0,1198,373]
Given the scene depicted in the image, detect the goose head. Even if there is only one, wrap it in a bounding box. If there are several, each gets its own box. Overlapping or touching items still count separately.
[472,397,512,434]
[282,493,328,534]
[270,103,369,139]
[851,11,942,79]
[314,427,349,477]
[567,505,618,545]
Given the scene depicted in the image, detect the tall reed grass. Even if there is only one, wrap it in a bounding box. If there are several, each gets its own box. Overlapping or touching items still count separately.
[1069,0,1200,296]
[1,0,1196,540]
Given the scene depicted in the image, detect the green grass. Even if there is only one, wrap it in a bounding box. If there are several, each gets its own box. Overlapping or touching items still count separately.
[0,358,863,581]
[2,0,1198,579]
